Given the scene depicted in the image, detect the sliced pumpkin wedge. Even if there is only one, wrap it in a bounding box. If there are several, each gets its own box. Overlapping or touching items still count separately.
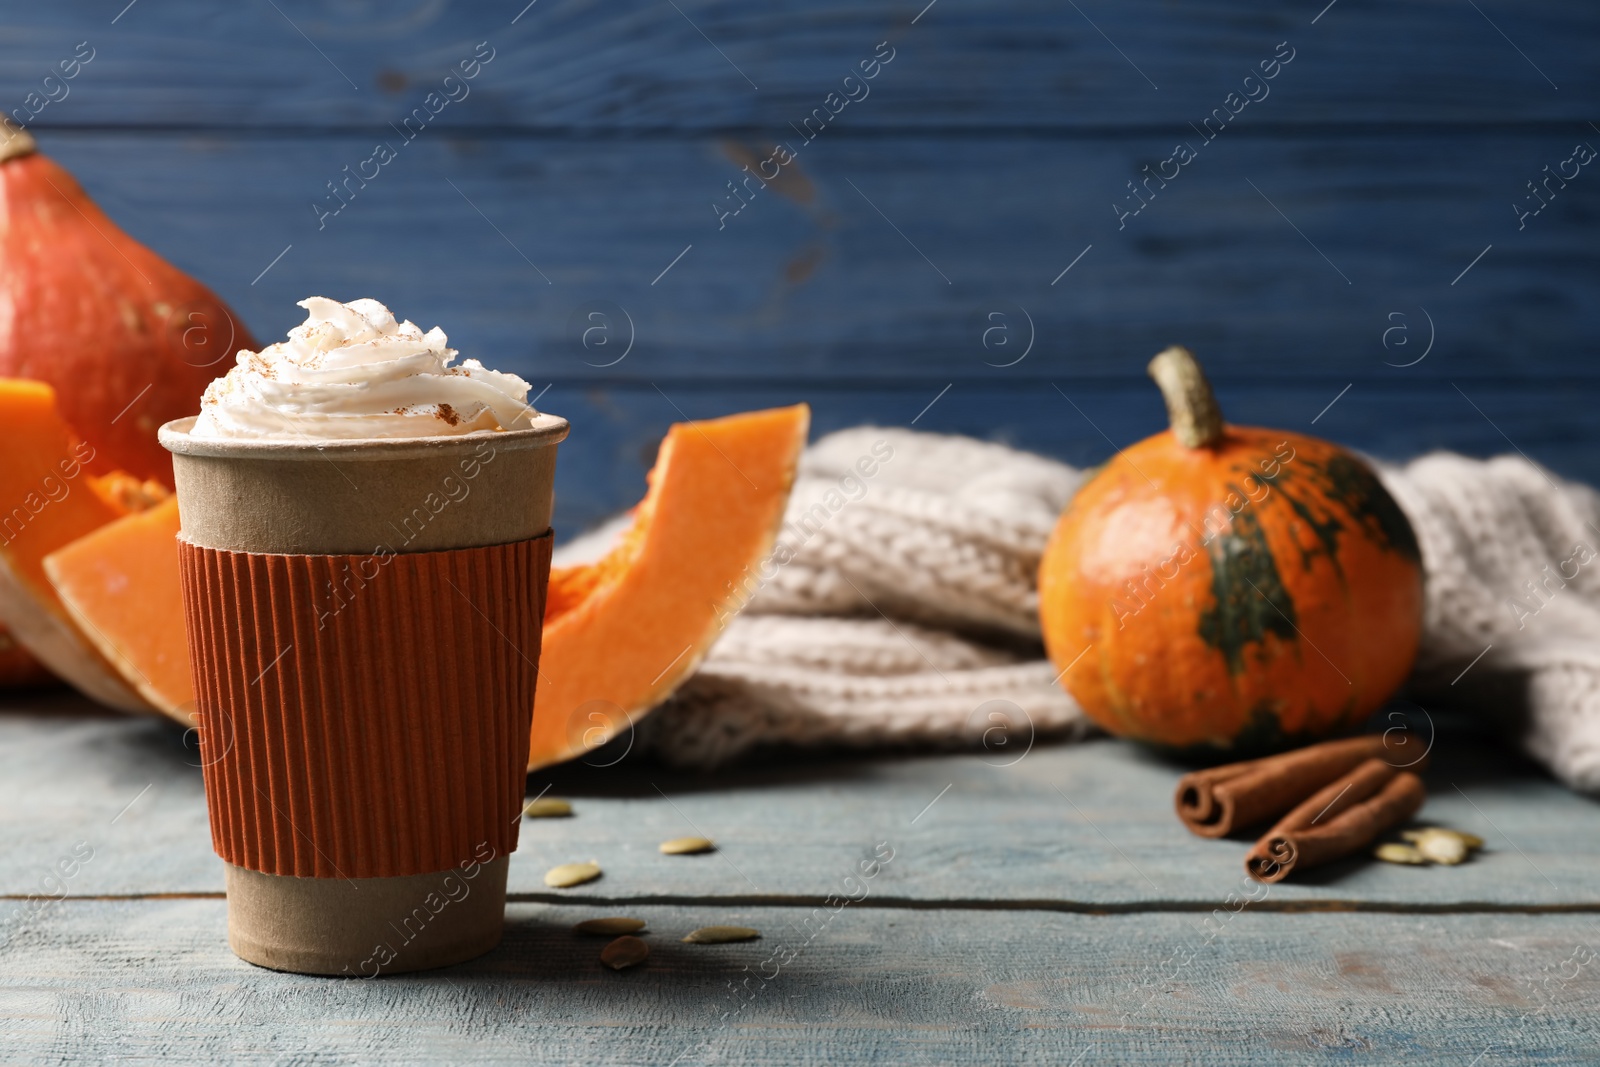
[0,379,153,710]
[27,399,808,750]
[531,404,808,770]
[45,496,193,724]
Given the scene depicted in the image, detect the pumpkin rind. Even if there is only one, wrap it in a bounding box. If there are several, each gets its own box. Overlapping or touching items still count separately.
[0,130,258,485]
[0,625,55,688]
[1040,349,1423,751]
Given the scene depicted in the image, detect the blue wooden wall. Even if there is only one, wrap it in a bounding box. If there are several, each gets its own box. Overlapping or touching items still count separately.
[5,1,1597,533]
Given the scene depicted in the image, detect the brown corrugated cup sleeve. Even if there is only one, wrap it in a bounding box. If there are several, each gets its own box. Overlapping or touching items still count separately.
[178,532,552,880]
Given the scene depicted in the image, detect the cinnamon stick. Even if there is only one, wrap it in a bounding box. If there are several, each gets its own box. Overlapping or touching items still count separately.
[1175,734,1417,838]
[1245,758,1426,883]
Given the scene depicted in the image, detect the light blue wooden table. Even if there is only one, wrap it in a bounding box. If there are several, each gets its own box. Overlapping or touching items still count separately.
[2,694,1598,1064]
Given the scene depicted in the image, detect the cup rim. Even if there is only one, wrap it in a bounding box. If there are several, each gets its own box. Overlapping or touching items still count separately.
[159,412,569,461]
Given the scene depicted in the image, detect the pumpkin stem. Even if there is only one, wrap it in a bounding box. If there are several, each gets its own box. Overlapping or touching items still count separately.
[1148,345,1226,449]
[0,120,36,164]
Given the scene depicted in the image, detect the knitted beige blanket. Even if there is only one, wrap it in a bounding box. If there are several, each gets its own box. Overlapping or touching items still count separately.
[557,428,1600,791]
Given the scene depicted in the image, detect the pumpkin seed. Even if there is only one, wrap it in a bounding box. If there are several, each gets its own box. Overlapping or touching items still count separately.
[659,836,716,855]
[1414,831,1469,866]
[1401,827,1481,848]
[1374,842,1427,865]
[575,917,646,936]
[601,935,649,971]
[544,861,601,888]
[523,797,573,818]
[682,925,760,944]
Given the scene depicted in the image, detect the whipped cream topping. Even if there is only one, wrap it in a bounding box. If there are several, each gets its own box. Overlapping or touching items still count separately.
[189,297,535,440]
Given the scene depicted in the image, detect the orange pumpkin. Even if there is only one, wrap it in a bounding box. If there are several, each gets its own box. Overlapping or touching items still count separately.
[1039,347,1423,751]
[0,122,257,485]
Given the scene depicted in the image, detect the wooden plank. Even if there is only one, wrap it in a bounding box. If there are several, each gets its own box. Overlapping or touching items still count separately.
[4,1,1596,129]
[546,380,1600,533]
[34,131,1599,388]
[1,899,1597,1064]
[3,701,1596,907]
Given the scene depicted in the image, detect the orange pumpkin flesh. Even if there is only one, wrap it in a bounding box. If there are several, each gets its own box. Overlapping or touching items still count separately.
[1039,348,1423,751]
[45,497,191,723]
[0,379,157,710]
[0,124,257,485]
[531,404,809,770]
